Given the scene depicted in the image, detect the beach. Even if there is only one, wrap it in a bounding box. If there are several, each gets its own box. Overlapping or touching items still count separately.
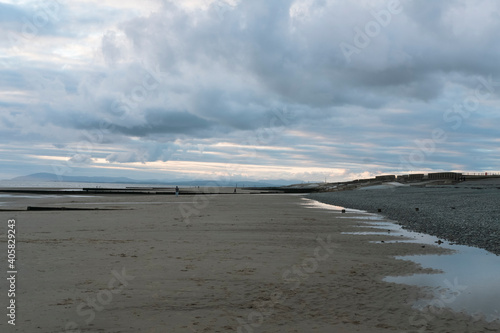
[1,191,499,332]
[309,182,500,255]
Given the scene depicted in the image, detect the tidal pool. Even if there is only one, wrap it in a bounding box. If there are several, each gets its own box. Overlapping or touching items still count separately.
[303,197,500,322]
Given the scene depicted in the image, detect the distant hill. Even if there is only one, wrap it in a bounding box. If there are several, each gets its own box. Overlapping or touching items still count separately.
[9,173,296,187]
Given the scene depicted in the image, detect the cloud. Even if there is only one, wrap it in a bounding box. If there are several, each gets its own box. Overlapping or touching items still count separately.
[113,109,213,137]
[106,151,144,163]
[1,0,500,181]
[68,154,93,164]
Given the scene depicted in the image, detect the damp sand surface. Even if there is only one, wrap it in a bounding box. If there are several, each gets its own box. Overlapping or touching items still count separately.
[309,187,500,254]
[0,193,499,332]
[334,209,500,322]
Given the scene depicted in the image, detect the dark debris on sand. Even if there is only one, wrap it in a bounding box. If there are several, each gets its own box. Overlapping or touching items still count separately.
[309,186,500,255]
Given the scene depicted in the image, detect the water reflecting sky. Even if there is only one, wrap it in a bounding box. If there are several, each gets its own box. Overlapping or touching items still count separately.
[385,244,500,322]
[303,198,500,322]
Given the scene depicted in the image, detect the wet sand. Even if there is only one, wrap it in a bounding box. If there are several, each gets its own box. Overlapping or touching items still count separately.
[309,185,500,254]
[0,192,498,332]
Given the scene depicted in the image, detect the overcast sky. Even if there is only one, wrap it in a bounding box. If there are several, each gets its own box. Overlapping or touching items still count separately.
[1,0,499,183]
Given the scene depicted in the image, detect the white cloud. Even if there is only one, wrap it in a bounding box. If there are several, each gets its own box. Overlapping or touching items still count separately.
[1,0,500,181]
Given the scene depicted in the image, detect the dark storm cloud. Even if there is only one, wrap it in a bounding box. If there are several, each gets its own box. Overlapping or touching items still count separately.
[115,0,500,111]
[115,109,213,137]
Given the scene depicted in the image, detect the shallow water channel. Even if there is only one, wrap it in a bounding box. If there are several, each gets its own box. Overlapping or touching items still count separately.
[301,198,500,322]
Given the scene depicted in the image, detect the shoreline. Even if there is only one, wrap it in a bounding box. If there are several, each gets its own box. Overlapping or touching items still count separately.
[0,192,498,332]
[309,186,500,255]
[309,196,500,323]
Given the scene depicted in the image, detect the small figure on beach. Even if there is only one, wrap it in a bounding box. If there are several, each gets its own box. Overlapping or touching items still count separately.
[175,186,179,197]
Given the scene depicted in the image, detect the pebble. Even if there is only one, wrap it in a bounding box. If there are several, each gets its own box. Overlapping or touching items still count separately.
[309,187,500,255]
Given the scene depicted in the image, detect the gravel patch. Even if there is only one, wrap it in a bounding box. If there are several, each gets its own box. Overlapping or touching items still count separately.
[309,186,500,255]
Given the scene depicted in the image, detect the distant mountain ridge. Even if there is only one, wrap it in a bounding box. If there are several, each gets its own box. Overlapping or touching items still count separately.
[9,173,296,187]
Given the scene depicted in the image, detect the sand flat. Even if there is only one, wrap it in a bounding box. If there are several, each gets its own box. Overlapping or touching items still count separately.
[1,193,498,332]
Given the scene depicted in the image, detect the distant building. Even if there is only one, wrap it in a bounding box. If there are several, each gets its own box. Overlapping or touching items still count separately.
[428,172,462,181]
[408,174,425,181]
[375,175,396,182]
[397,175,409,181]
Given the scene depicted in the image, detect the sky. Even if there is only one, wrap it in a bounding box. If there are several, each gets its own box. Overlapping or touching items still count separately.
[1,0,500,183]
